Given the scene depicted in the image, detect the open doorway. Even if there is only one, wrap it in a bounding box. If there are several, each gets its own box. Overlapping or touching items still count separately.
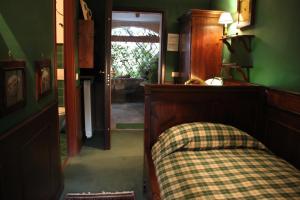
[111,11,163,132]
[56,0,68,166]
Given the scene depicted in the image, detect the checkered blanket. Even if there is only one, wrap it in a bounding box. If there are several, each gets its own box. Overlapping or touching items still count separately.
[152,123,300,200]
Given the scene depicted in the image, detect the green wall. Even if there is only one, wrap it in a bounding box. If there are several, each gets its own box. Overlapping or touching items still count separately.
[211,0,300,92]
[57,44,65,107]
[0,0,55,133]
[112,0,211,82]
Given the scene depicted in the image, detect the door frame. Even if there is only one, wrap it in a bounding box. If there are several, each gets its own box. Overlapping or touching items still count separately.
[112,8,167,84]
[63,0,80,156]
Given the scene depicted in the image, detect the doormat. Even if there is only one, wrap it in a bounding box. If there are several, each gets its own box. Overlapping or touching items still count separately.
[64,191,135,200]
[115,123,144,129]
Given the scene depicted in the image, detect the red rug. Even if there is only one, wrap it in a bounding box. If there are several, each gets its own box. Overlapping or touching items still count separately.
[64,191,135,200]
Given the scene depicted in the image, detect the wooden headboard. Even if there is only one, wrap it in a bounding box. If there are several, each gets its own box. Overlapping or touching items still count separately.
[144,85,266,153]
[144,84,300,169]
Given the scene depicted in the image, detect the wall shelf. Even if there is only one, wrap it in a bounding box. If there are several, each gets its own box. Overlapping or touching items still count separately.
[221,35,255,53]
[222,63,252,82]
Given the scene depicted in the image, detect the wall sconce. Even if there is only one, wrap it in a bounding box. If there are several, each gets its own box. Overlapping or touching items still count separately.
[218,12,233,36]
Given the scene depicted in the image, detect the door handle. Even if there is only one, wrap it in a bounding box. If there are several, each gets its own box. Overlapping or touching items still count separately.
[99,70,105,75]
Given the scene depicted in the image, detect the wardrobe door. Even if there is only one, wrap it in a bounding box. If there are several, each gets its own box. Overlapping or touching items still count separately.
[179,18,192,83]
[190,12,222,80]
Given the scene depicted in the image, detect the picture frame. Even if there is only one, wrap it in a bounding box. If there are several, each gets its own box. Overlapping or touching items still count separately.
[35,59,52,100]
[0,60,26,117]
[237,0,255,29]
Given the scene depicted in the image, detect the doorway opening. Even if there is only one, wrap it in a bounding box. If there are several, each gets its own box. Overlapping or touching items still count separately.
[111,11,163,131]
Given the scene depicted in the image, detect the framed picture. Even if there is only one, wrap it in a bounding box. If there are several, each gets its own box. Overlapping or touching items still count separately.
[35,59,52,99]
[237,0,255,29]
[0,60,26,117]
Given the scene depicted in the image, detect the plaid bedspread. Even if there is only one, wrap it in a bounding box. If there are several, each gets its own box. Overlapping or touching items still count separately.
[152,123,300,199]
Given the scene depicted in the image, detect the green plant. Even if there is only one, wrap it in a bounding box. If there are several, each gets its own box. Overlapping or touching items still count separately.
[111,27,159,82]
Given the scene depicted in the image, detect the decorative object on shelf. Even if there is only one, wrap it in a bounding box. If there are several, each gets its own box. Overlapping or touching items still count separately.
[80,0,92,20]
[35,59,52,99]
[222,63,251,81]
[205,77,223,86]
[218,12,233,36]
[171,71,181,84]
[184,78,206,85]
[220,34,255,53]
[0,60,26,117]
[237,0,255,29]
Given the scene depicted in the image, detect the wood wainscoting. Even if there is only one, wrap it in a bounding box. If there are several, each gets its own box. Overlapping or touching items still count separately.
[0,102,63,200]
[265,89,300,169]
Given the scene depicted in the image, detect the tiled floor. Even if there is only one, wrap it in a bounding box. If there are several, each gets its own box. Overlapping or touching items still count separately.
[111,103,144,129]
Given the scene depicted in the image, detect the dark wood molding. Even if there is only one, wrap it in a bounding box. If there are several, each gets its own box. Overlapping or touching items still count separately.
[144,152,161,200]
[264,88,300,169]
[160,11,167,84]
[111,35,160,43]
[104,0,112,149]
[266,88,300,115]
[0,102,63,200]
[64,0,80,156]
[53,0,58,98]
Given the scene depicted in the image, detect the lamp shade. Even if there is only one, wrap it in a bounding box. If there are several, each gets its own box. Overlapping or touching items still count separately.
[218,12,233,24]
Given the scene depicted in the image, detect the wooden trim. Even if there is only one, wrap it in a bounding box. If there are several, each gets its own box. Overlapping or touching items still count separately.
[53,0,58,98]
[111,35,160,43]
[145,152,161,200]
[64,0,79,156]
[112,21,160,33]
[0,101,57,140]
[104,0,113,149]
[266,88,300,115]
[160,11,167,84]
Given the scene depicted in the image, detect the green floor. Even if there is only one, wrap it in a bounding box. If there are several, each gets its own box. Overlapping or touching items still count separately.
[60,130,144,200]
[116,123,144,129]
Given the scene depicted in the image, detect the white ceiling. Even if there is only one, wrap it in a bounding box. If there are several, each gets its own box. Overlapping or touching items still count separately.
[112,11,162,23]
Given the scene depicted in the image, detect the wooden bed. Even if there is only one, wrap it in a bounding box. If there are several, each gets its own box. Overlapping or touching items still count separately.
[143,84,300,200]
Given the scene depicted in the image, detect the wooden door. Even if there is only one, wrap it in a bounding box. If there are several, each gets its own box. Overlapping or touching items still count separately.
[92,0,112,149]
[104,0,112,149]
[190,11,223,80]
[178,17,192,83]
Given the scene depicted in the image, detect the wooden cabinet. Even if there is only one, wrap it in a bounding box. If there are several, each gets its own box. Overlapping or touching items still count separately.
[178,10,223,82]
[79,20,94,68]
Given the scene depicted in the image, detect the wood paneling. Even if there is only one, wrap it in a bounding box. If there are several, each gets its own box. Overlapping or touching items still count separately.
[144,85,265,152]
[79,20,94,68]
[144,85,300,199]
[265,89,300,169]
[0,103,63,200]
[178,10,223,82]
[64,0,80,156]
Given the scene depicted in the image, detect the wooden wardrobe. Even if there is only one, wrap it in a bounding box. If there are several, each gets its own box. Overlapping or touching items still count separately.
[178,10,223,82]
